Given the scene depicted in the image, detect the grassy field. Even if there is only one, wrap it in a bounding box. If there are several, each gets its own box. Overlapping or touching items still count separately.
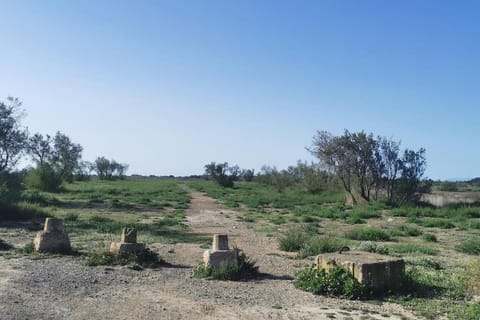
[0,178,210,255]
[1,178,479,318]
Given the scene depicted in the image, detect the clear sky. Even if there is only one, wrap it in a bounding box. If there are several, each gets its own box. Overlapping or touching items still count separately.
[1,0,478,179]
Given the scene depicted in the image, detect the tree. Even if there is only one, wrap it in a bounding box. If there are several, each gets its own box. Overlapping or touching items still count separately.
[27,133,53,165]
[204,162,240,188]
[242,169,255,182]
[92,157,128,180]
[310,130,427,205]
[0,97,28,172]
[51,132,83,182]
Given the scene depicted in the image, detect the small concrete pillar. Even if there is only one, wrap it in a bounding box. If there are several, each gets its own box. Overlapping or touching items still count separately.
[34,218,71,253]
[213,234,229,250]
[203,234,238,269]
[121,228,137,243]
[110,228,145,256]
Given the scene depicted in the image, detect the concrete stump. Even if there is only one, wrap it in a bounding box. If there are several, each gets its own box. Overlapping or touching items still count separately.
[315,251,405,293]
[203,234,238,269]
[110,228,145,256]
[34,218,71,253]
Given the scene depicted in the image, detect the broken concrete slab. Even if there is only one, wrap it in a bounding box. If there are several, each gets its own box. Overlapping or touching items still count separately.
[110,227,145,257]
[203,234,239,269]
[315,250,405,293]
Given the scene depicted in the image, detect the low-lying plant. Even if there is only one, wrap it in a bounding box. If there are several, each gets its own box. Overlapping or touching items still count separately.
[86,248,162,268]
[456,237,480,255]
[278,224,317,252]
[297,236,349,258]
[294,265,365,299]
[345,226,391,241]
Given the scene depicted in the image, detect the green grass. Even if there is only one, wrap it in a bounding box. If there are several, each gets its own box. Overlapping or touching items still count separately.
[298,236,349,258]
[279,224,317,251]
[359,242,439,256]
[86,248,162,268]
[456,237,480,255]
[421,233,437,242]
[345,226,391,241]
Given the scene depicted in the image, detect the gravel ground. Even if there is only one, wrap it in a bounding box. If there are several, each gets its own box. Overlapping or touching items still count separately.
[0,190,420,320]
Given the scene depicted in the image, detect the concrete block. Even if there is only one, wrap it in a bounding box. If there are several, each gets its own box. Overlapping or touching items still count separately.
[34,219,71,253]
[110,242,145,256]
[315,251,405,293]
[121,227,137,243]
[212,234,229,250]
[203,249,238,269]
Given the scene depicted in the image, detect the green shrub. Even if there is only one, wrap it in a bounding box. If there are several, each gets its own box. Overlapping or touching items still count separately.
[391,224,422,237]
[0,171,24,204]
[422,233,437,242]
[298,236,348,258]
[463,259,480,300]
[456,237,480,255]
[25,164,63,192]
[0,201,51,221]
[194,249,259,281]
[17,241,35,254]
[294,265,365,299]
[449,303,480,320]
[345,227,391,241]
[279,224,317,252]
[359,242,438,256]
[86,248,162,268]
[64,212,79,222]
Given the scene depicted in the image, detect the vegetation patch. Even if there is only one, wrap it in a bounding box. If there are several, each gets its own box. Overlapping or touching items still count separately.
[294,265,365,299]
[456,237,480,255]
[86,248,162,268]
[278,224,317,252]
[298,236,349,258]
[345,227,391,241]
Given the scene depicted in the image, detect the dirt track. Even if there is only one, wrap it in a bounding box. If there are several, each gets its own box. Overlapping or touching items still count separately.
[0,189,419,320]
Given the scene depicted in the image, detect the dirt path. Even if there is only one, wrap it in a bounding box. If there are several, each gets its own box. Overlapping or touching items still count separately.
[0,187,419,320]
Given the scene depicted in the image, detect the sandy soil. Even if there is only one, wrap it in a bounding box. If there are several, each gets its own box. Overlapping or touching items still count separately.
[0,189,420,320]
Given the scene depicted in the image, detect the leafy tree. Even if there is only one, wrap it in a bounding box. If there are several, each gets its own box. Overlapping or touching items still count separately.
[0,97,28,172]
[204,162,240,188]
[242,169,255,182]
[310,130,427,205]
[25,163,63,192]
[27,133,53,165]
[92,157,128,180]
[51,132,83,182]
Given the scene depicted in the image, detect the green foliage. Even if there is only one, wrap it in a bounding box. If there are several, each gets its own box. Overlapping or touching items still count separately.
[422,233,437,242]
[279,224,317,252]
[438,181,459,191]
[298,236,349,258]
[0,171,24,204]
[360,242,438,256]
[17,241,35,254]
[294,266,365,299]
[25,164,63,192]
[345,226,391,241]
[92,156,128,180]
[0,201,51,221]
[449,303,480,320]
[204,162,240,188]
[86,248,162,268]
[0,97,28,172]
[194,250,259,281]
[390,224,422,237]
[456,237,480,255]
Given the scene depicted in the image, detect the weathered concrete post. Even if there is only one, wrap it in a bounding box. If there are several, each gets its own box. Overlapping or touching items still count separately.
[203,234,238,269]
[34,218,71,253]
[110,228,145,256]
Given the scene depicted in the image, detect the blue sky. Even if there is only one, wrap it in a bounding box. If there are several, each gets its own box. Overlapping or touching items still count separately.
[1,0,478,179]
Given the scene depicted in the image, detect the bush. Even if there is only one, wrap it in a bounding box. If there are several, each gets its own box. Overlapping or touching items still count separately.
[463,259,480,300]
[0,171,24,204]
[194,249,259,281]
[294,265,365,299]
[345,227,391,241]
[86,248,162,268]
[279,224,317,252]
[298,236,349,258]
[456,237,480,255]
[422,233,437,242]
[25,164,63,192]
